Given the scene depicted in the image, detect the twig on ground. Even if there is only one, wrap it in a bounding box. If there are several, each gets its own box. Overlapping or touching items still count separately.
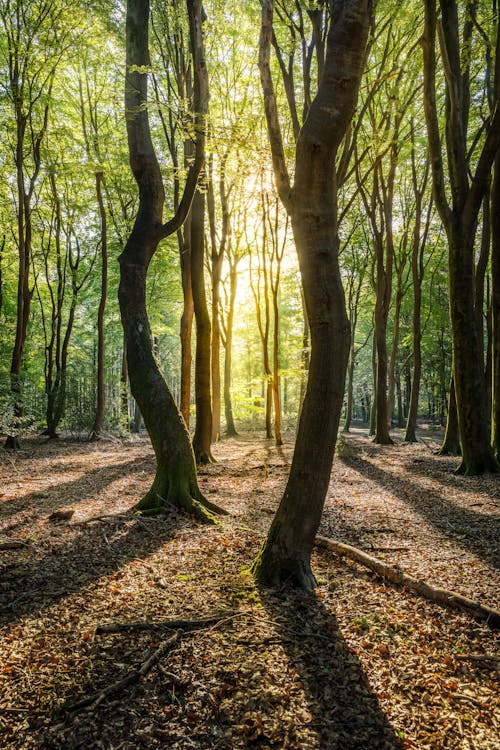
[64,631,180,713]
[0,539,30,550]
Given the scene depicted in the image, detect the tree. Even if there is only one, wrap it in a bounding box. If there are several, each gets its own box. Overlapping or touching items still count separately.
[252,0,372,589]
[79,71,109,441]
[404,127,433,442]
[0,0,71,447]
[422,0,500,474]
[119,0,223,519]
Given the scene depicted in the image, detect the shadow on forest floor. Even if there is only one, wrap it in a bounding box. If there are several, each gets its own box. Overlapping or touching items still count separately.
[258,587,403,749]
[338,438,499,570]
[0,509,186,629]
[0,454,153,524]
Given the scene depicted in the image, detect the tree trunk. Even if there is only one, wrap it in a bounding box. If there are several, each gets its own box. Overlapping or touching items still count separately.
[191,188,214,463]
[252,0,371,589]
[223,264,238,436]
[450,227,496,473]
[271,286,283,446]
[369,332,377,435]
[438,375,461,456]
[373,238,393,444]
[120,0,221,521]
[343,351,355,433]
[491,47,500,458]
[387,286,403,429]
[121,336,129,426]
[90,171,108,440]
[179,214,194,427]
[422,0,499,474]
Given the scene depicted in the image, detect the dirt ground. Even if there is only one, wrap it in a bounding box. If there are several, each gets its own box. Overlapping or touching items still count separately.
[0,429,498,749]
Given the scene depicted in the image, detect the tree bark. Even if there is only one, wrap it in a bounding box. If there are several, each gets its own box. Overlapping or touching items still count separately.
[422,0,499,474]
[223,261,238,436]
[90,171,108,440]
[120,0,221,520]
[191,187,214,463]
[438,375,461,455]
[252,0,371,589]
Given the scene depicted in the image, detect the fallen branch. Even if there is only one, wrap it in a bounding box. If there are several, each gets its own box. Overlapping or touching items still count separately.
[65,631,180,712]
[315,536,500,629]
[95,611,238,635]
[0,539,30,550]
[454,653,500,665]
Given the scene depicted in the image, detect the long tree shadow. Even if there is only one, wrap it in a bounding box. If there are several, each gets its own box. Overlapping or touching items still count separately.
[0,508,188,629]
[404,453,500,500]
[0,455,154,524]
[258,587,403,749]
[338,442,500,569]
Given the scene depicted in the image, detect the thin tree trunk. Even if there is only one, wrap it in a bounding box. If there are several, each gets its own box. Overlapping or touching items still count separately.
[179,215,194,427]
[91,171,108,440]
[438,375,461,455]
[121,336,129,426]
[191,187,214,463]
[223,264,238,436]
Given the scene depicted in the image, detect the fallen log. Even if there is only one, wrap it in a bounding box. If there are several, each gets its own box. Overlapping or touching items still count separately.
[315,536,500,630]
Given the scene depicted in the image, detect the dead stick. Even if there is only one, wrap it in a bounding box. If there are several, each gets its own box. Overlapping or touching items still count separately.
[316,535,500,629]
[454,653,500,663]
[65,631,179,712]
[0,540,30,550]
[95,611,238,634]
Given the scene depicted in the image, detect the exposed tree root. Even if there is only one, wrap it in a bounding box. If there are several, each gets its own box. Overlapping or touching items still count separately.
[64,631,180,713]
[134,481,227,523]
[316,536,500,629]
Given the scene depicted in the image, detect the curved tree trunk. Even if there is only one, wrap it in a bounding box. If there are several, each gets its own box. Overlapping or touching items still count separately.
[120,0,221,520]
[252,0,371,589]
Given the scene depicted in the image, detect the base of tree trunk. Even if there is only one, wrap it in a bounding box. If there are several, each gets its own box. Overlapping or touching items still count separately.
[251,545,317,591]
[373,435,394,446]
[403,432,417,443]
[455,455,498,476]
[225,428,238,437]
[4,435,21,450]
[88,431,101,443]
[436,442,461,457]
[134,469,226,523]
[194,449,215,465]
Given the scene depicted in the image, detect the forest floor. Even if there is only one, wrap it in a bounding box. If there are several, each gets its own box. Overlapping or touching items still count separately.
[0,428,499,750]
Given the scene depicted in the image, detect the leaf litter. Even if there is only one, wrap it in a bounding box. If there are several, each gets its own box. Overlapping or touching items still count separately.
[0,429,498,749]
